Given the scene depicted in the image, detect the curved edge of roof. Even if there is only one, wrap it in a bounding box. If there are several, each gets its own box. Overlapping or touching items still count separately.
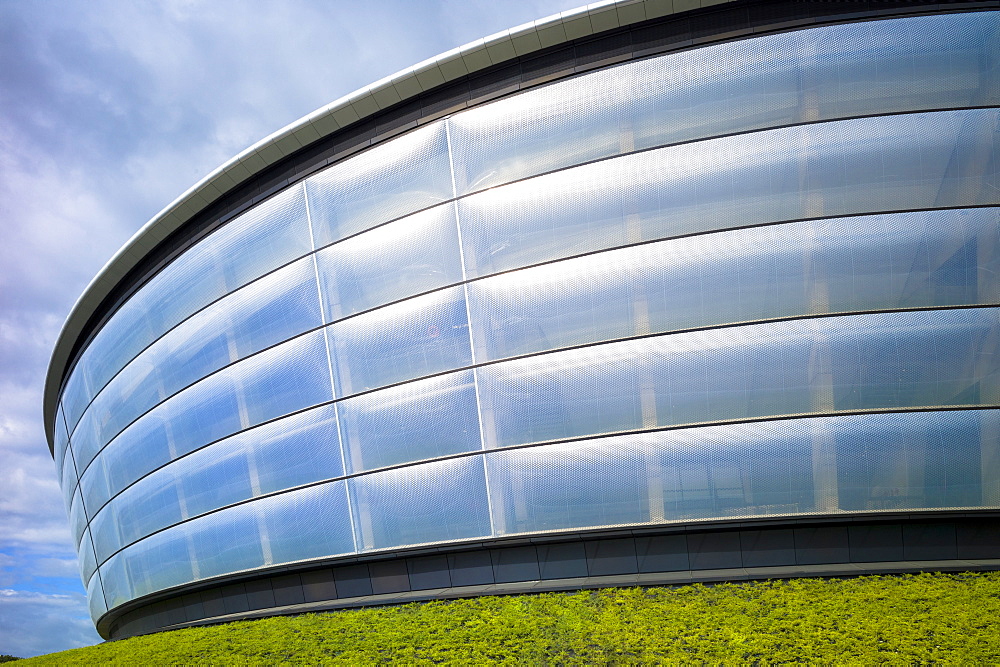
[43,0,737,450]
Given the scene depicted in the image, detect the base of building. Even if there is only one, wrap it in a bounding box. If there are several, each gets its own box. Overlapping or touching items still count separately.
[101,511,1000,639]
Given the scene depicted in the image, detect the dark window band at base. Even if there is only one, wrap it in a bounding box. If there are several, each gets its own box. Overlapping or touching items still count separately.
[100,511,1000,640]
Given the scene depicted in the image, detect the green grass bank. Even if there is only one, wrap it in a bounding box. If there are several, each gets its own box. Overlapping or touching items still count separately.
[21,572,1000,665]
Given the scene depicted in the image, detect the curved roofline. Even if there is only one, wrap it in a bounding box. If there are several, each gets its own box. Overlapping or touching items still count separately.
[44,0,738,449]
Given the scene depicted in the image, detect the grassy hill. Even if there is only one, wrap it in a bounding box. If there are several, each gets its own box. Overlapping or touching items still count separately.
[20,571,1000,665]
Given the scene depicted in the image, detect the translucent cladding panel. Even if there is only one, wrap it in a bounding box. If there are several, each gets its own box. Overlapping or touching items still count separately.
[89,330,334,502]
[99,551,131,611]
[79,455,112,522]
[80,528,97,587]
[53,403,70,478]
[486,410,1000,535]
[60,442,79,510]
[316,204,463,321]
[64,184,312,431]
[468,208,1000,361]
[449,11,1000,193]
[90,495,126,564]
[835,411,1000,511]
[106,482,354,606]
[60,360,94,440]
[68,490,87,549]
[458,109,1000,277]
[68,406,108,484]
[100,404,342,557]
[332,286,472,395]
[478,309,1000,448]
[487,438,650,535]
[339,370,482,474]
[256,482,355,565]
[87,566,106,623]
[349,457,491,550]
[306,122,453,248]
[81,256,323,456]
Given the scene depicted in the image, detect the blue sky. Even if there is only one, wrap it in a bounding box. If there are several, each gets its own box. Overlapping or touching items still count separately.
[0,0,580,656]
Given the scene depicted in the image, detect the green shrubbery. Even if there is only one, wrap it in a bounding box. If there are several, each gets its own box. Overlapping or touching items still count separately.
[21,571,1000,665]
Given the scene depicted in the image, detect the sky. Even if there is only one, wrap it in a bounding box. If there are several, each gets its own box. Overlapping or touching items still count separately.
[0,0,582,657]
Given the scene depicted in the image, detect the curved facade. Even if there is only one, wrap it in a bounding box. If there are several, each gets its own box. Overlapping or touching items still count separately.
[46,0,1000,639]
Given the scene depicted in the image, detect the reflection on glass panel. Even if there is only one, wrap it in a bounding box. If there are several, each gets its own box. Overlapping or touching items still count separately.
[479,309,1000,448]
[69,490,86,548]
[835,412,994,511]
[79,455,112,522]
[90,497,125,564]
[102,482,354,607]
[307,122,453,248]
[99,552,129,611]
[87,564,106,623]
[54,403,70,477]
[87,331,334,502]
[349,457,491,550]
[316,204,463,321]
[487,438,649,534]
[339,370,482,473]
[79,256,324,458]
[80,529,97,586]
[486,409,998,535]
[65,184,313,433]
[256,482,355,565]
[451,12,1000,193]
[60,443,79,510]
[90,404,343,561]
[61,363,93,442]
[332,286,472,394]
[459,109,1000,277]
[468,208,1000,361]
[68,408,103,485]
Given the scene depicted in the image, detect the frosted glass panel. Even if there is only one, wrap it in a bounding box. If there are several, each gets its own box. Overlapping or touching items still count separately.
[479,308,1000,448]
[61,364,93,441]
[88,331,334,501]
[468,208,1000,360]
[332,286,472,394]
[450,11,1000,193]
[90,404,343,562]
[54,404,70,477]
[349,457,491,550]
[79,456,112,521]
[459,109,1000,277]
[78,256,323,459]
[69,490,86,548]
[307,122,453,247]
[339,370,482,473]
[99,552,130,611]
[60,443,79,510]
[101,482,354,603]
[316,204,463,320]
[80,528,97,587]
[486,410,999,535]
[87,564,106,623]
[256,482,355,565]
[65,184,312,431]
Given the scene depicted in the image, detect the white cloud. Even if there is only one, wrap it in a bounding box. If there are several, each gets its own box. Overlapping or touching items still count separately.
[0,589,101,658]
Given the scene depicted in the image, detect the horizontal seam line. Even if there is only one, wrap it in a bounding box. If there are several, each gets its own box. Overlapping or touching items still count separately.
[57,102,1000,438]
[90,404,1000,570]
[75,301,1000,530]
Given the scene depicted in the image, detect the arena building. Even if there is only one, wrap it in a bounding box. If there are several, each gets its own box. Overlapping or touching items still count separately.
[44,0,1000,639]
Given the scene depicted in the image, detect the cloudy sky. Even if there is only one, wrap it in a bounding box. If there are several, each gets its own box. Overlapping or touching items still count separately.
[0,0,581,657]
